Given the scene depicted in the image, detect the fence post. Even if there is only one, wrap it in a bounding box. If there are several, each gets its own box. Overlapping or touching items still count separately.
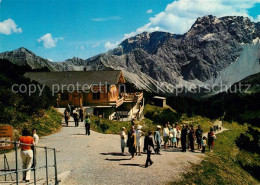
[33,147,36,185]
[53,149,59,185]
[14,141,19,185]
[4,153,6,181]
[45,147,48,185]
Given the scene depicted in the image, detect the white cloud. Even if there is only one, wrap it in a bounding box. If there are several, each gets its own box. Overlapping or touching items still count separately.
[146,9,153,14]
[38,33,63,48]
[91,16,121,22]
[104,41,120,50]
[104,0,260,50]
[140,0,260,34]
[0,18,22,35]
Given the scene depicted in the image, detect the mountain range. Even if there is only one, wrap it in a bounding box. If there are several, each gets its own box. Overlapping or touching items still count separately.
[0,15,260,97]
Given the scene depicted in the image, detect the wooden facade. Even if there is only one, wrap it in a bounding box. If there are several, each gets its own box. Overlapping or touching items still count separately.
[25,70,144,120]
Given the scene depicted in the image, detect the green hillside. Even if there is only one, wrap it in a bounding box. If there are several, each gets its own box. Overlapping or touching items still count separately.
[0,59,62,145]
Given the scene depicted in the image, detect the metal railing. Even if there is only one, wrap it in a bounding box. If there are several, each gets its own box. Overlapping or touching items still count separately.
[0,140,59,185]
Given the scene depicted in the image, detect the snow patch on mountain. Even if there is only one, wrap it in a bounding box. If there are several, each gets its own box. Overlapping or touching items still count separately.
[204,37,260,90]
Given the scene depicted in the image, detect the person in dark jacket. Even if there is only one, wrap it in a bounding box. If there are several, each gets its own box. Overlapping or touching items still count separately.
[79,107,84,122]
[195,125,203,150]
[73,108,79,127]
[127,126,136,159]
[66,104,71,115]
[144,131,154,168]
[64,109,69,127]
[181,124,187,152]
[189,125,195,152]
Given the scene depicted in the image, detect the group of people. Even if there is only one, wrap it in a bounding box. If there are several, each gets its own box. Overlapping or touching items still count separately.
[64,104,91,136]
[64,104,84,127]
[18,128,39,182]
[120,123,217,168]
[120,125,154,167]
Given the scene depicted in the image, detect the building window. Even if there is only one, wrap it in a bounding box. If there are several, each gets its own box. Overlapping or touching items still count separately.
[93,92,100,100]
[61,93,69,100]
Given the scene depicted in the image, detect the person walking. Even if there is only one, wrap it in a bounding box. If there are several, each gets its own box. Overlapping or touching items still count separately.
[154,125,162,154]
[79,107,84,122]
[176,125,181,147]
[64,109,69,127]
[120,127,127,154]
[181,124,187,152]
[208,128,216,152]
[136,125,144,156]
[169,125,173,147]
[85,114,91,135]
[201,136,207,153]
[163,123,170,149]
[186,125,190,150]
[195,125,203,150]
[31,129,39,168]
[66,103,71,115]
[19,129,35,182]
[172,126,177,150]
[73,108,79,127]
[189,125,195,152]
[127,126,136,159]
[144,131,154,168]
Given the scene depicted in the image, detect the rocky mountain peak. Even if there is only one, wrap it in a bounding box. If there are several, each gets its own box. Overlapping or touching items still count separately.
[118,31,173,54]
[1,15,259,96]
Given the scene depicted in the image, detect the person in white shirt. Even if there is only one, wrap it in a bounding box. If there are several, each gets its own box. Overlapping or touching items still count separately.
[163,123,170,149]
[136,125,144,156]
[32,129,39,168]
[120,127,127,154]
[172,125,177,150]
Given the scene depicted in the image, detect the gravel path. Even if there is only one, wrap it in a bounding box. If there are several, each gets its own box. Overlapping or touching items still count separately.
[1,117,227,185]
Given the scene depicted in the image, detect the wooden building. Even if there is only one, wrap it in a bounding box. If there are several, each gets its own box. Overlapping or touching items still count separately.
[24,70,144,120]
[153,96,166,107]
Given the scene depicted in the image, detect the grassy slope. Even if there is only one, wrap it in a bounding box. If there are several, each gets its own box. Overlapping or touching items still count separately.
[0,107,62,140]
[173,122,260,185]
[90,104,214,135]
[90,116,156,134]
[144,104,214,132]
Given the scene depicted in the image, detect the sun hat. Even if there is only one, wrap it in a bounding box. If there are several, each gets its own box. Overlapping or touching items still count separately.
[137,125,142,130]
[157,125,161,129]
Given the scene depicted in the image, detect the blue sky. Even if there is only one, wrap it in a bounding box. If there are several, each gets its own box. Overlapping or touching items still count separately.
[0,0,259,62]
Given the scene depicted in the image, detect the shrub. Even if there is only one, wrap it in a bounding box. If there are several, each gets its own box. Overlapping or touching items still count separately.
[235,127,260,154]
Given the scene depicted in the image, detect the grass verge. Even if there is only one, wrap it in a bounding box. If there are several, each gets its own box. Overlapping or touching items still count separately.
[173,121,260,185]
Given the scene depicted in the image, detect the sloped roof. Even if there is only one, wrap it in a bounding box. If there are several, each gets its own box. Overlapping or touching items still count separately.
[24,70,123,90]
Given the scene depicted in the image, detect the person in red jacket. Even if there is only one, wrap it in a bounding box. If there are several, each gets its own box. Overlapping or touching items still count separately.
[19,129,35,182]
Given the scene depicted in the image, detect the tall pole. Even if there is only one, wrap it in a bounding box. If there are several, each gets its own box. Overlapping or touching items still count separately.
[14,142,18,185]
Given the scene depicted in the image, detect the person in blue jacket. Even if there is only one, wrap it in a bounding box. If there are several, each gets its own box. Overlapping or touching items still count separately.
[154,125,162,155]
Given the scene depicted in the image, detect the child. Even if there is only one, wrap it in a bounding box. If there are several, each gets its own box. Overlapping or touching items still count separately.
[201,136,207,153]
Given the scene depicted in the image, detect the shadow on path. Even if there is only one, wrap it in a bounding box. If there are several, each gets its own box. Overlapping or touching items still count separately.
[119,163,141,167]
[105,158,131,161]
[100,152,130,156]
